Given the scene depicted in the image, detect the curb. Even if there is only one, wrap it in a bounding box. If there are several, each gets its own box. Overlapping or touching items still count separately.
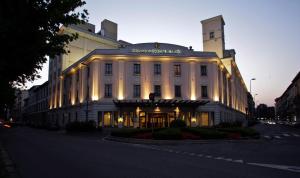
[0,142,19,178]
[104,136,262,145]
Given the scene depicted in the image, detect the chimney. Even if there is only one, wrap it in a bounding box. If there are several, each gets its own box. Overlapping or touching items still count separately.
[101,19,118,40]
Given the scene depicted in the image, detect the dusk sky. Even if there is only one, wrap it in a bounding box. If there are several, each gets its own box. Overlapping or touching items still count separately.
[27,0,300,106]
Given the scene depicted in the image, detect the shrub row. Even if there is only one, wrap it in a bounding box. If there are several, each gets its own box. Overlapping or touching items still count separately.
[217,127,260,138]
[152,128,182,140]
[183,128,227,139]
[216,121,243,128]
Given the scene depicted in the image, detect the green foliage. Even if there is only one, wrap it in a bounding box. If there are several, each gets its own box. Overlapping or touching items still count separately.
[183,128,227,139]
[216,121,243,128]
[152,128,182,140]
[1,0,88,84]
[65,120,98,132]
[170,119,186,128]
[0,0,88,116]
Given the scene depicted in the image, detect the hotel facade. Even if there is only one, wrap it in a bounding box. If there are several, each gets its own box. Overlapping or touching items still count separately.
[48,16,248,128]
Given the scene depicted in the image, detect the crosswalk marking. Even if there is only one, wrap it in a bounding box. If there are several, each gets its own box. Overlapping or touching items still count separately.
[248,162,300,173]
[282,133,290,137]
[274,136,281,139]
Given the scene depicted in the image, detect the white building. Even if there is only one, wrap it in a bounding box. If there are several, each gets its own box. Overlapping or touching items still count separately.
[48,16,248,128]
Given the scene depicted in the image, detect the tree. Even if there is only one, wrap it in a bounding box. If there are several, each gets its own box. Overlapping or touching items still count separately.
[0,0,88,118]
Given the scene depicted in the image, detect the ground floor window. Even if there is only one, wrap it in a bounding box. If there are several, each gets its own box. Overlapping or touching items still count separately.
[103,112,112,127]
[200,112,209,126]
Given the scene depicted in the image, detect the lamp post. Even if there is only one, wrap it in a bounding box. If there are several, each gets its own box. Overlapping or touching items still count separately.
[81,63,89,122]
[250,78,256,94]
[254,94,258,107]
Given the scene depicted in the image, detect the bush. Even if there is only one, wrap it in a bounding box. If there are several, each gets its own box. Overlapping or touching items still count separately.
[111,128,152,138]
[65,120,97,132]
[217,127,260,138]
[152,128,182,140]
[170,119,186,128]
[217,121,243,128]
[183,128,227,139]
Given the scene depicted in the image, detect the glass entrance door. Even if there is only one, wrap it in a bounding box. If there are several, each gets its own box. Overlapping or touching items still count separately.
[147,113,167,128]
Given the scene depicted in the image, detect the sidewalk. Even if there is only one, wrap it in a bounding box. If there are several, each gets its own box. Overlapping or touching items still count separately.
[0,141,19,178]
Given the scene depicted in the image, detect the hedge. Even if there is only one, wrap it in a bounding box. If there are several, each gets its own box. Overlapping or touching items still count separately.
[183,128,227,139]
[152,128,182,140]
[217,127,260,138]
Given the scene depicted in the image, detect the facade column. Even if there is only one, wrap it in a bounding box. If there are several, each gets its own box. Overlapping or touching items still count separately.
[92,60,100,101]
[190,61,196,100]
[118,60,125,100]
[59,76,63,107]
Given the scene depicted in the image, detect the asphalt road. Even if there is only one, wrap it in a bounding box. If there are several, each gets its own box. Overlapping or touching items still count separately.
[0,123,300,178]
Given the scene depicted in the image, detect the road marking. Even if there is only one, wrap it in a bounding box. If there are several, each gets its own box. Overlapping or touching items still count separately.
[224,158,233,162]
[233,160,244,163]
[197,154,203,157]
[214,157,224,160]
[264,135,271,139]
[274,136,281,139]
[205,155,212,158]
[282,133,290,137]
[293,134,300,137]
[189,153,195,156]
[247,162,300,173]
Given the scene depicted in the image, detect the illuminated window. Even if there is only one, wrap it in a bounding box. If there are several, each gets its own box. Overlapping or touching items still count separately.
[154,63,161,75]
[105,84,112,98]
[209,31,215,39]
[201,85,208,98]
[200,112,209,126]
[133,63,140,75]
[103,112,111,127]
[175,85,181,98]
[105,63,112,75]
[174,64,181,76]
[201,65,207,76]
[154,85,161,97]
[133,85,140,98]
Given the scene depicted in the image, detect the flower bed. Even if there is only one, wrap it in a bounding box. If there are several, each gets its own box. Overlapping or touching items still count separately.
[110,127,260,140]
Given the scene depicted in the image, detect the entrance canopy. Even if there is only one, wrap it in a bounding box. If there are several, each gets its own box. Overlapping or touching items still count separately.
[113,99,209,108]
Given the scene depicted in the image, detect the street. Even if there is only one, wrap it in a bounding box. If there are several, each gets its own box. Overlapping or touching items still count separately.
[0,124,300,178]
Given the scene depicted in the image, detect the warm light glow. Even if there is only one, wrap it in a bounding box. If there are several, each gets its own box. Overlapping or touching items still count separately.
[214,96,219,102]
[154,107,160,112]
[118,117,123,123]
[164,95,172,99]
[136,107,141,115]
[4,124,11,128]
[71,68,76,73]
[174,107,180,115]
[191,117,197,123]
[92,95,98,101]
[190,95,196,100]
[118,60,124,100]
[143,84,151,99]
[92,61,99,101]
[190,61,196,100]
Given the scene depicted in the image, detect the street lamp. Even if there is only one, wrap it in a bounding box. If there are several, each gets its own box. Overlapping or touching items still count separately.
[250,78,256,94]
[81,62,89,122]
[254,94,258,103]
